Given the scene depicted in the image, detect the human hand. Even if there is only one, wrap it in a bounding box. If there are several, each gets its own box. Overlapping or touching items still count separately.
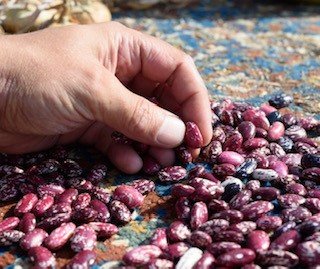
[0,22,212,173]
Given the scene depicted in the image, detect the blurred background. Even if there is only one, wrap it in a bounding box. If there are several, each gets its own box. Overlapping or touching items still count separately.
[1,0,320,34]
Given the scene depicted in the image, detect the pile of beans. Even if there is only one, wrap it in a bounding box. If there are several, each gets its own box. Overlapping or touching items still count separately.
[0,93,319,268]
[122,94,320,268]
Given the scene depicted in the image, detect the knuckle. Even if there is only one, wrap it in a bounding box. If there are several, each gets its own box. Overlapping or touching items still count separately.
[127,98,155,136]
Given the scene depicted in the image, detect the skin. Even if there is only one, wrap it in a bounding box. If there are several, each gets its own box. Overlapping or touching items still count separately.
[0,22,212,174]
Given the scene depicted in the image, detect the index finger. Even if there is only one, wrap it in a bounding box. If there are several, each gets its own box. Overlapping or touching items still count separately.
[137,33,213,145]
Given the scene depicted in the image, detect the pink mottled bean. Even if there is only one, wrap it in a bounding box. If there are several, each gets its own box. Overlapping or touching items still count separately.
[216,248,256,267]
[190,202,208,230]
[56,188,78,204]
[268,122,285,141]
[241,201,274,220]
[194,251,215,269]
[66,250,97,269]
[159,166,187,182]
[123,245,162,266]
[20,228,48,250]
[207,241,241,256]
[229,221,257,235]
[270,230,301,251]
[28,246,56,269]
[90,199,110,223]
[70,225,97,252]
[0,230,25,246]
[19,213,36,233]
[188,231,212,248]
[88,222,118,238]
[14,193,38,216]
[167,242,189,259]
[72,193,91,211]
[113,185,144,209]
[45,222,76,250]
[218,151,245,167]
[171,184,195,198]
[33,195,54,217]
[0,217,20,233]
[167,221,191,242]
[185,122,203,148]
[247,230,270,252]
[150,228,168,251]
[109,200,131,224]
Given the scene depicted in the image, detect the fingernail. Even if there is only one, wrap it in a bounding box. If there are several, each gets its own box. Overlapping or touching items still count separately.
[156,116,186,147]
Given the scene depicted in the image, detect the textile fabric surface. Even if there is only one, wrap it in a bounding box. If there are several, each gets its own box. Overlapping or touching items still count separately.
[0,0,320,268]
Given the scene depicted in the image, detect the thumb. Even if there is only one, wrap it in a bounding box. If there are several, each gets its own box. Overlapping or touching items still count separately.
[90,70,186,148]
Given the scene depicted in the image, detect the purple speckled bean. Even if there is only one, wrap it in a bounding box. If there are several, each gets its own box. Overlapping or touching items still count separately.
[282,206,312,223]
[229,221,257,235]
[150,228,168,251]
[167,221,191,242]
[217,151,245,167]
[269,161,288,178]
[277,194,306,208]
[14,193,38,216]
[171,184,195,198]
[166,242,189,260]
[257,250,299,267]
[213,230,245,244]
[270,230,301,251]
[216,248,256,267]
[175,197,191,220]
[113,185,144,209]
[37,212,71,231]
[223,132,243,151]
[90,199,110,223]
[0,217,20,233]
[19,213,36,233]
[208,199,229,212]
[126,179,155,195]
[28,246,56,269]
[0,230,25,246]
[20,228,48,250]
[241,201,274,220]
[190,202,208,230]
[66,250,97,269]
[188,231,212,248]
[158,166,187,182]
[243,138,269,150]
[247,230,270,252]
[253,187,280,201]
[268,122,285,141]
[185,122,203,148]
[37,184,65,198]
[70,225,97,252]
[72,193,91,211]
[45,222,76,250]
[286,183,307,196]
[238,121,256,141]
[198,219,229,236]
[211,209,243,224]
[245,180,261,191]
[109,200,132,224]
[147,258,174,269]
[256,216,282,232]
[194,251,215,269]
[296,241,320,266]
[91,187,112,204]
[33,195,55,217]
[304,198,320,213]
[123,245,162,266]
[88,222,118,238]
[56,188,78,204]
[207,241,241,256]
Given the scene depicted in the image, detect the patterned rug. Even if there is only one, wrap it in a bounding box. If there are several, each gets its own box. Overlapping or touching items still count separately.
[1,0,320,268]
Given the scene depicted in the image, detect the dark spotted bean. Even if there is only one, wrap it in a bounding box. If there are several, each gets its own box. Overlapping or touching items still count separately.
[198,219,229,236]
[109,200,132,224]
[211,209,243,224]
[202,141,222,163]
[223,132,243,151]
[37,184,65,198]
[296,220,320,237]
[273,221,297,238]
[253,187,280,201]
[285,125,307,141]
[37,212,71,231]
[126,179,155,195]
[176,145,193,164]
[212,230,245,244]
[72,207,98,223]
[33,195,55,217]
[245,180,261,191]
[212,126,226,144]
[296,241,320,266]
[72,193,91,211]
[235,158,257,179]
[238,121,256,141]
[241,201,274,220]
[302,167,320,181]
[56,188,78,204]
[175,197,191,220]
[252,115,270,130]
[243,138,269,150]
[28,246,56,269]
[229,221,257,235]
[216,248,256,267]
[256,216,282,232]
[190,202,208,230]
[303,198,320,213]
[143,155,161,175]
[301,153,320,169]
[207,241,241,256]
[208,199,229,212]
[212,163,236,178]
[66,250,97,269]
[113,185,144,209]
[282,206,312,223]
[171,184,195,198]
[277,194,306,208]
[270,230,301,251]
[87,164,107,184]
[90,199,110,223]
[43,202,72,219]
[257,250,299,267]
[91,187,112,204]
[185,122,203,148]
[158,166,187,182]
[188,231,212,248]
[0,230,25,246]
